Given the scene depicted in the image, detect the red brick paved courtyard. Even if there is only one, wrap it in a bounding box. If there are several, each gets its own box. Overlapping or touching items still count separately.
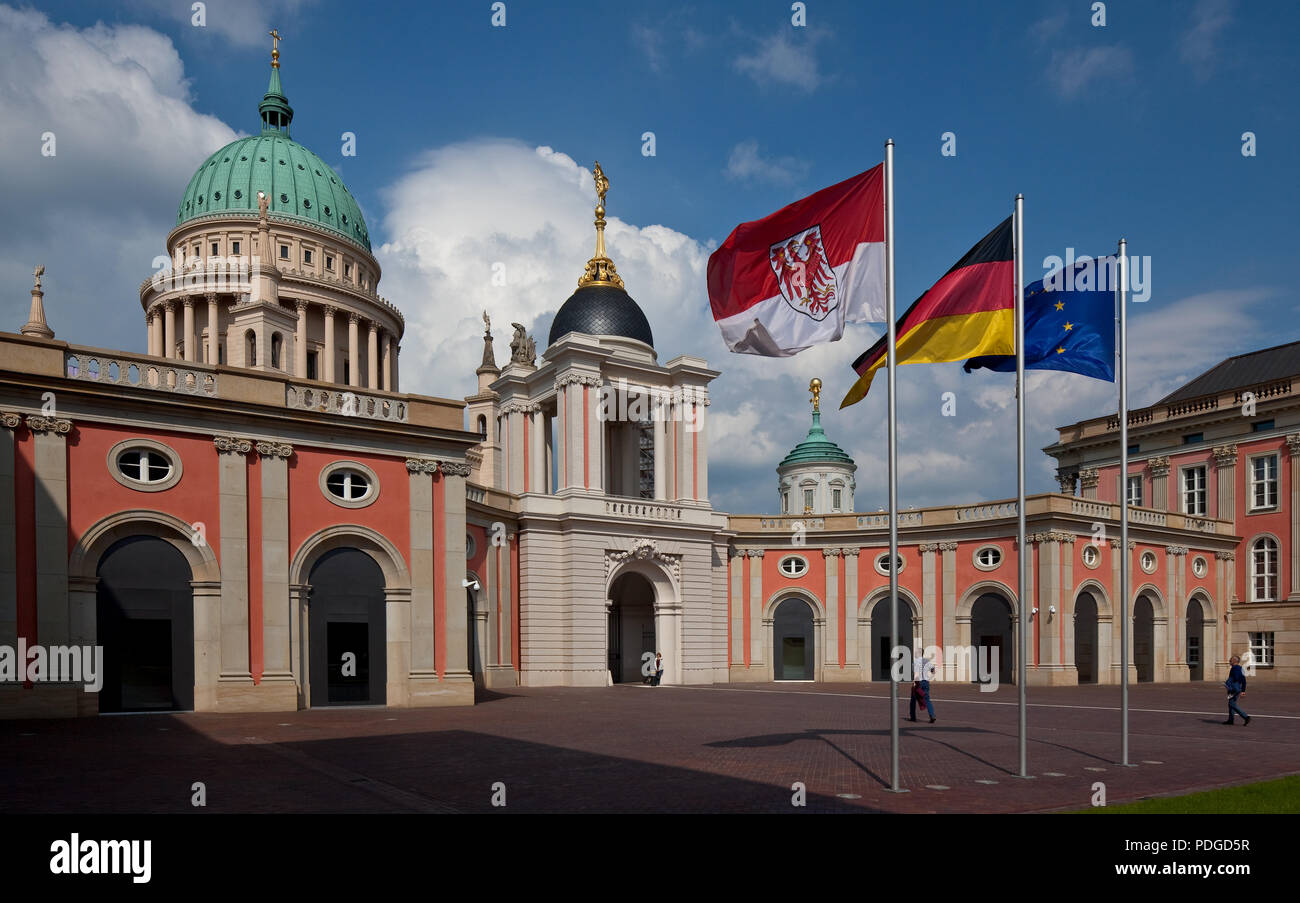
[4,681,1298,813]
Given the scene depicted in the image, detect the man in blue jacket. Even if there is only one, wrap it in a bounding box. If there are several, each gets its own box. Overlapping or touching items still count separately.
[1223,654,1251,726]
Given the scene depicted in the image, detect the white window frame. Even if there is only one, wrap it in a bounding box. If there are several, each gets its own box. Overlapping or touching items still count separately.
[1081,544,1100,569]
[1250,536,1278,602]
[778,555,809,578]
[319,460,380,509]
[1126,474,1143,507]
[873,552,905,576]
[107,438,183,492]
[831,487,843,512]
[1181,464,1207,516]
[803,488,815,512]
[1140,550,1157,574]
[1248,632,1275,667]
[973,545,1002,571]
[1248,452,1279,512]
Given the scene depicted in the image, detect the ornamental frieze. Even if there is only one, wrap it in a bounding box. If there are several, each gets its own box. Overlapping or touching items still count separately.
[255,441,293,458]
[1148,456,1171,477]
[554,373,602,390]
[605,538,681,584]
[1167,545,1189,556]
[918,543,938,553]
[1215,551,1236,560]
[213,436,253,454]
[438,461,473,477]
[1211,444,1238,466]
[406,458,438,474]
[25,415,72,435]
[1,412,21,429]
[938,541,958,552]
[1078,468,1100,489]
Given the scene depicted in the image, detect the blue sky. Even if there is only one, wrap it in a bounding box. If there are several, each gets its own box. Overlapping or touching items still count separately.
[4,0,1298,513]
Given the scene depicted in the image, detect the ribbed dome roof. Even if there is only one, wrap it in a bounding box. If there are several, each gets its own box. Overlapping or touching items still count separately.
[779,411,855,468]
[175,62,371,251]
[548,284,654,348]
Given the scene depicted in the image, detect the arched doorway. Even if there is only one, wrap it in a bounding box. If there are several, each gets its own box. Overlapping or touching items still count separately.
[1134,594,1155,682]
[308,548,387,705]
[96,536,195,712]
[773,597,815,680]
[970,593,1014,685]
[870,596,913,681]
[1074,591,1098,684]
[608,571,655,683]
[1186,597,1205,681]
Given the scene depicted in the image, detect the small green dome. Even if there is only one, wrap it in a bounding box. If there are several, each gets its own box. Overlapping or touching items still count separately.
[175,64,371,251]
[779,411,855,468]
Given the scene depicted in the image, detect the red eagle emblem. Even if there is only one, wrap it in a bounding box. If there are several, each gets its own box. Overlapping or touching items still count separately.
[769,224,838,321]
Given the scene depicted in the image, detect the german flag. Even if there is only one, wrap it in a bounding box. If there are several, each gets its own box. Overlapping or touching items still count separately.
[840,216,1015,409]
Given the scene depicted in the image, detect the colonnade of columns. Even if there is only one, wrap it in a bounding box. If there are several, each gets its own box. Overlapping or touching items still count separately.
[145,295,400,390]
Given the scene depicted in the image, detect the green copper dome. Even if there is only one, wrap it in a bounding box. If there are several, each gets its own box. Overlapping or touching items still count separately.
[779,411,856,468]
[175,63,371,251]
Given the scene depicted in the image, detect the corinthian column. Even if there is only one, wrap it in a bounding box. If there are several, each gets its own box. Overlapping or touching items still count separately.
[163,300,176,359]
[367,321,379,388]
[322,305,336,383]
[347,313,360,387]
[295,300,308,378]
[206,293,219,365]
[182,297,196,361]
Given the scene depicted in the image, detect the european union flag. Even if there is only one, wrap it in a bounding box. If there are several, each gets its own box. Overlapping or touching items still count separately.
[964,255,1116,381]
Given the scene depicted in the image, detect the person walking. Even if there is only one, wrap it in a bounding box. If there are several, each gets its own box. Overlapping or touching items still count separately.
[909,651,936,723]
[1223,654,1251,725]
[651,652,664,687]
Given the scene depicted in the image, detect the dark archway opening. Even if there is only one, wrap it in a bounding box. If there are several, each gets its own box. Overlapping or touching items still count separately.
[96,535,194,713]
[1134,594,1155,682]
[870,596,913,681]
[309,548,386,705]
[608,572,655,683]
[1186,597,1205,681]
[1074,592,1099,684]
[773,597,815,680]
[970,593,1014,685]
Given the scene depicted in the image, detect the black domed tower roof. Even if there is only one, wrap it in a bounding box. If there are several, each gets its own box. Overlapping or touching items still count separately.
[548,160,653,350]
[549,284,653,347]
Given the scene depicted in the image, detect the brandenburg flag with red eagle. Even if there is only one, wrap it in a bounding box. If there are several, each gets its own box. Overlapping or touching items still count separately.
[707,165,885,357]
[839,216,1015,408]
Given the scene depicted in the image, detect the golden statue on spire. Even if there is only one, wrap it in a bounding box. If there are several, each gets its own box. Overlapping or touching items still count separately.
[269,29,282,68]
[577,160,625,290]
[809,378,822,412]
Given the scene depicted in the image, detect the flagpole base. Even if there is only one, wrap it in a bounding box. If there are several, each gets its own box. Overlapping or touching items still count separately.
[884,788,910,794]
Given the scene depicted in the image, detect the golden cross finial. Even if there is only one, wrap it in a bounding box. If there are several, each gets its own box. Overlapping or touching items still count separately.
[269,29,282,68]
[577,160,624,289]
[810,378,822,412]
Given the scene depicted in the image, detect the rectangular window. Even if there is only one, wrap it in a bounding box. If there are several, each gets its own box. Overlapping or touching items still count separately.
[1252,540,1277,601]
[231,240,240,255]
[803,489,814,511]
[1182,465,1206,515]
[303,249,313,265]
[782,492,789,514]
[1252,419,1274,432]
[279,245,289,259]
[1248,632,1275,667]
[306,350,318,381]
[1126,474,1143,507]
[1127,444,1140,455]
[832,489,842,510]
[211,242,219,256]
[345,263,352,278]
[1250,454,1278,510]
[326,255,334,270]
[1183,433,1203,445]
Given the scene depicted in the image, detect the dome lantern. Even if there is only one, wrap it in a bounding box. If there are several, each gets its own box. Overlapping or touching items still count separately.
[258,29,293,136]
[547,161,654,349]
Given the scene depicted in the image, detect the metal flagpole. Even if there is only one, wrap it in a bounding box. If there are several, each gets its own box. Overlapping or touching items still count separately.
[885,139,903,793]
[1118,238,1131,766]
[1015,195,1029,778]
